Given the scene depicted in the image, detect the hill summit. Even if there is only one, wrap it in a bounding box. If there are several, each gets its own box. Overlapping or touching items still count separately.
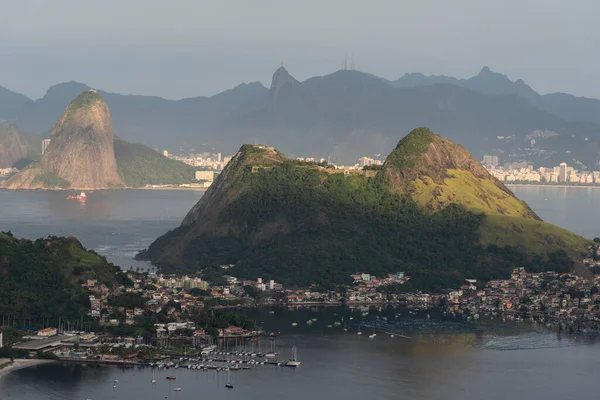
[382,127,540,220]
[6,90,124,189]
[142,130,590,291]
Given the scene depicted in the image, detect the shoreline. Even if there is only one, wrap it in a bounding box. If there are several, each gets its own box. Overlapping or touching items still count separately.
[506,183,600,189]
[0,187,207,192]
[0,359,54,380]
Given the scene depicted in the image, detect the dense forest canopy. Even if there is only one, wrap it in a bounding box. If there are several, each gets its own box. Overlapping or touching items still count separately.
[0,232,118,318]
[149,158,577,292]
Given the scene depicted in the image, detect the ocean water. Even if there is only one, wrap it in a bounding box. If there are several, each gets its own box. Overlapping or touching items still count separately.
[0,186,599,399]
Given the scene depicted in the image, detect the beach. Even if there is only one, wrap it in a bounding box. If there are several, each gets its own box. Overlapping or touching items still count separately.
[0,359,54,380]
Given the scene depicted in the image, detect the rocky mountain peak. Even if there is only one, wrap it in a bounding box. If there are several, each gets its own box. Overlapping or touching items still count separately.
[269,66,299,104]
[382,127,540,220]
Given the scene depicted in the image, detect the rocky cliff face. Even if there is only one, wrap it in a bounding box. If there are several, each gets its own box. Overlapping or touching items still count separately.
[6,90,124,189]
[382,127,540,220]
[0,126,29,168]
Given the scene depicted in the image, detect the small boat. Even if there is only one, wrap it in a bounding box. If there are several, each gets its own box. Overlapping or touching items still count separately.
[291,322,298,327]
[369,334,376,338]
[166,376,176,380]
[173,388,182,392]
[114,380,119,383]
[67,192,87,200]
[285,346,301,368]
[225,369,233,388]
[269,310,275,314]
[151,370,156,383]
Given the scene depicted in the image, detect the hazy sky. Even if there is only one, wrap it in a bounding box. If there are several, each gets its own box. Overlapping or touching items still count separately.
[1,0,598,100]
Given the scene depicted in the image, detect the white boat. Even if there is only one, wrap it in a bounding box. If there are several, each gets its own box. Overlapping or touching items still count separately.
[173,388,182,392]
[225,368,233,388]
[369,334,376,338]
[285,346,301,368]
[151,370,156,383]
[291,322,298,327]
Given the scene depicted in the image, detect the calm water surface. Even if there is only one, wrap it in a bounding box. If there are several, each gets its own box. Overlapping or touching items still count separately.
[1,186,599,399]
[0,189,204,269]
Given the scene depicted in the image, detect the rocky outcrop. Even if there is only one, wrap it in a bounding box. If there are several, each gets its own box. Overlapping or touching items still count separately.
[6,90,124,189]
[269,66,299,105]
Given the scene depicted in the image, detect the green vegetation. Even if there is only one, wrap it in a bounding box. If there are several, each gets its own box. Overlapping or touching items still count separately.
[107,293,146,309]
[32,172,70,189]
[407,169,539,217]
[152,161,580,291]
[65,90,104,120]
[480,215,590,256]
[382,128,540,220]
[0,233,118,318]
[384,127,435,170]
[148,132,591,292]
[114,138,196,187]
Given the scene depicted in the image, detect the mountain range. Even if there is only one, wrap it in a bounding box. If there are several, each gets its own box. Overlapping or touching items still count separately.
[2,66,600,167]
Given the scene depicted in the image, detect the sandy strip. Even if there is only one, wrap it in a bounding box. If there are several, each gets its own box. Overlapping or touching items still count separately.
[0,359,54,380]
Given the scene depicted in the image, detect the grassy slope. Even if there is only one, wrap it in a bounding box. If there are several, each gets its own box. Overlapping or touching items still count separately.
[481,214,591,257]
[409,169,537,217]
[114,138,197,187]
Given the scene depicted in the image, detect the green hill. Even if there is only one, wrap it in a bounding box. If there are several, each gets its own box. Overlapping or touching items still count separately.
[114,138,196,187]
[0,232,119,318]
[143,132,591,291]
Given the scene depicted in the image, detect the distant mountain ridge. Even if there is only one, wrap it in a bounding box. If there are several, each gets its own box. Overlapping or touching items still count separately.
[3,66,600,167]
[0,86,32,122]
[392,66,600,126]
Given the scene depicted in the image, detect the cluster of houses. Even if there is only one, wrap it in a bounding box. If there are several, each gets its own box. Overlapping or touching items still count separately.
[83,273,287,326]
[448,268,600,330]
[351,272,409,288]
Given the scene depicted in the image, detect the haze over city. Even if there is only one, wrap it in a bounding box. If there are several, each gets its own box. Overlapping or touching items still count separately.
[1,0,599,99]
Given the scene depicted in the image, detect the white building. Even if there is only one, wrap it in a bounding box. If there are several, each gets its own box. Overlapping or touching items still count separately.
[195,171,215,182]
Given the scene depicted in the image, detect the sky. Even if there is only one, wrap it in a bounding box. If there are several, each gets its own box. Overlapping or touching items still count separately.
[1,0,598,100]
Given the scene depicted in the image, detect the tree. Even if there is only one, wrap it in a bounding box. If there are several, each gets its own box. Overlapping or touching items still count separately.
[243,285,261,299]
